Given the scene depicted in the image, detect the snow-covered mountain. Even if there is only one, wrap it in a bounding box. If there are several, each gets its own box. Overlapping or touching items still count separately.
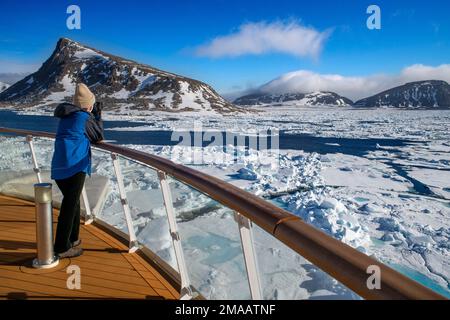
[234,91,353,107]
[0,38,240,113]
[354,80,450,109]
[0,82,9,93]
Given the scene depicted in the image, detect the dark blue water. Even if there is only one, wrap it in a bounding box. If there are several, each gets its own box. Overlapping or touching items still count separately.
[0,110,417,155]
[390,263,450,299]
[0,110,148,133]
[386,161,434,196]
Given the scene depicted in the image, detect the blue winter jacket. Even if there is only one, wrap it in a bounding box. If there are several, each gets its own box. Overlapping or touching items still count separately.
[51,103,104,180]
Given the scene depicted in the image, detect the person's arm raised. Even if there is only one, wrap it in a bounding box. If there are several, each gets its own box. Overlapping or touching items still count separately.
[85,102,104,143]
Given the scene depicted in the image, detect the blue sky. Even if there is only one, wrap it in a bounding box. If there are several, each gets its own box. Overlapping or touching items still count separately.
[0,0,449,97]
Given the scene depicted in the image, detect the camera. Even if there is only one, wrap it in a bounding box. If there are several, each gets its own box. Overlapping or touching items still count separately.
[92,101,103,119]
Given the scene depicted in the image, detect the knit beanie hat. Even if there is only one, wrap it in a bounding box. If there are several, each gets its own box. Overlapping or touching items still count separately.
[73,83,96,110]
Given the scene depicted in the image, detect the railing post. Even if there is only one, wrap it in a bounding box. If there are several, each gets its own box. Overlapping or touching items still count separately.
[81,187,94,225]
[111,153,139,253]
[157,171,194,300]
[33,183,59,269]
[234,212,263,300]
[26,135,42,183]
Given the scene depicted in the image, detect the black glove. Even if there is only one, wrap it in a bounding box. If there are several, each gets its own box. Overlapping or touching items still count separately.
[92,101,103,120]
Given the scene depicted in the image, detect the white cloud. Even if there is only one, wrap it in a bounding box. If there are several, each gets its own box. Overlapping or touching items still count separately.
[195,21,331,59]
[258,64,450,101]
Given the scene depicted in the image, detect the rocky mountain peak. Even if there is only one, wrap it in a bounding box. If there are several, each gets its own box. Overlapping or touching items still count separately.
[234,91,353,107]
[354,80,450,109]
[0,82,9,93]
[0,38,240,114]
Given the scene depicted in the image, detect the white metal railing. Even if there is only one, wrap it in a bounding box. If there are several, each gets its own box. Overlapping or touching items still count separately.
[234,212,263,299]
[20,134,263,300]
[81,186,93,225]
[26,135,42,183]
[158,170,194,299]
[111,152,139,252]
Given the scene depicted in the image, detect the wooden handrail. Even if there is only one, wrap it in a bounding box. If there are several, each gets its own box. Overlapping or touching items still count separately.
[0,126,446,300]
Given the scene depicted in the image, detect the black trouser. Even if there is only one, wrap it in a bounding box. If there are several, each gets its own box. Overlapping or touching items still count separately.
[54,171,86,253]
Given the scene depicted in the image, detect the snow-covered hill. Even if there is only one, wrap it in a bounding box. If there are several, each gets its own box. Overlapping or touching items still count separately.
[354,80,450,109]
[0,38,240,114]
[234,91,353,107]
[0,82,9,93]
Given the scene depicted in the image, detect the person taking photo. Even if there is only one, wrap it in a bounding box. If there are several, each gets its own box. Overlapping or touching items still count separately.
[51,83,104,258]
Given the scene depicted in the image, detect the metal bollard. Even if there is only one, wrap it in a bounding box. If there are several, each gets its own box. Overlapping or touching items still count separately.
[32,183,59,269]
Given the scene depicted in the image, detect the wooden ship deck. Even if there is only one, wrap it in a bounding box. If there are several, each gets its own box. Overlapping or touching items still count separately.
[0,195,179,300]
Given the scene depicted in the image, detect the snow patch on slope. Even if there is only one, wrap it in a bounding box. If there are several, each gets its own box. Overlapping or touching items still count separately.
[0,82,9,93]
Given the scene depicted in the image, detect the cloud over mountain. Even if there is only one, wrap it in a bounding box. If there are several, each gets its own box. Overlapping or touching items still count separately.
[257,64,450,100]
[195,20,331,59]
